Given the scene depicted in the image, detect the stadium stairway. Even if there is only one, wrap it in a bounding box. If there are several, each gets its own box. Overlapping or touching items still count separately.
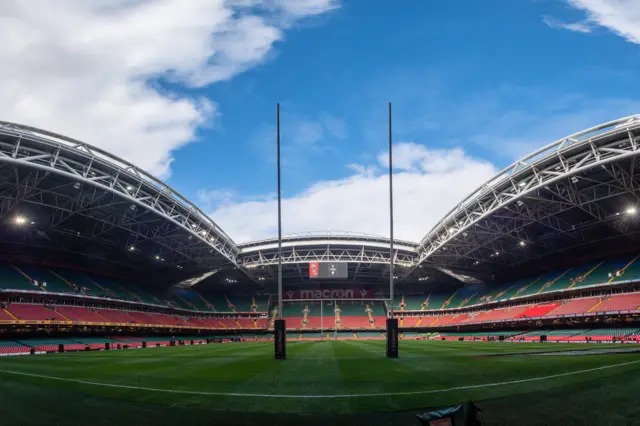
[608,254,640,283]
[425,316,439,327]
[546,297,601,316]
[302,304,310,329]
[1,308,18,321]
[48,269,91,295]
[269,305,278,328]
[458,292,478,308]
[53,309,72,321]
[224,294,237,312]
[334,303,342,329]
[535,269,571,294]
[365,304,375,328]
[420,294,432,310]
[568,262,604,289]
[513,275,546,298]
[193,291,216,311]
[439,290,458,309]
[20,265,76,293]
[587,297,608,313]
[53,269,112,298]
[591,293,640,312]
[13,266,47,291]
[578,257,631,288]
[96,278,141,302]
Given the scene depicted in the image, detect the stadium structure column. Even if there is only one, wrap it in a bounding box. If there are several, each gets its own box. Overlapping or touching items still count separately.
[275,103,286,360]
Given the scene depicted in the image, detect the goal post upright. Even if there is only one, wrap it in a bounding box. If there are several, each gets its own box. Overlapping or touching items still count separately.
[277,103,283,323]
[387,102,399,358]
[388,101,394,317]
[275,103,286,360]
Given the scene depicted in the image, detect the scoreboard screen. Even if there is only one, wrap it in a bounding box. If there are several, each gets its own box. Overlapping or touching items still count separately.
[308,262,348,279]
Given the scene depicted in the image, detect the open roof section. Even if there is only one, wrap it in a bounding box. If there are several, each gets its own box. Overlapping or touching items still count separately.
[237,231,420,285]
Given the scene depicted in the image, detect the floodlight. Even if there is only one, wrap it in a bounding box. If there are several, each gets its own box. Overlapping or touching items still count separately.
[519,241,526,247]
[626,206,637,216]
[14,216,27,225]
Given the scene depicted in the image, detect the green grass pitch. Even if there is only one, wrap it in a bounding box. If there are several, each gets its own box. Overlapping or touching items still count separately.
[1,340,640,425]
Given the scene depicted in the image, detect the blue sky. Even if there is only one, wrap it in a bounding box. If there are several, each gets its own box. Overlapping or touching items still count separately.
[3,0,639,242]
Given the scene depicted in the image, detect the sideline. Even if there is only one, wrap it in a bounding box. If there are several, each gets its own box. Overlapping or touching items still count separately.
[1,359,640,398]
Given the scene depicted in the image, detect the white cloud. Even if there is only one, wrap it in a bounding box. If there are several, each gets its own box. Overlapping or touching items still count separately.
[542,15,593,33]
[202,143,497,243]
[0,0,338,177]
[553,0,640,43]
[268,0,340,18]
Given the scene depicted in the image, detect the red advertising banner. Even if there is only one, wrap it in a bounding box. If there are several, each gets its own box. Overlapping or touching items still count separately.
[283,288,377,300]
[309,261,319,278]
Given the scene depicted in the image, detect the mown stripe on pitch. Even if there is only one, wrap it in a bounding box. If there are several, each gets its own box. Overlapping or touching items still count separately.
[1,359,639,398]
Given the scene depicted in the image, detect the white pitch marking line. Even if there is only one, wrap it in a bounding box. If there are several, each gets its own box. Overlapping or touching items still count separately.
[1,359,639,399]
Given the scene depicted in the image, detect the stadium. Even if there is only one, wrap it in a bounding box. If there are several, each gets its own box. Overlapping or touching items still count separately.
[2,115,640,425]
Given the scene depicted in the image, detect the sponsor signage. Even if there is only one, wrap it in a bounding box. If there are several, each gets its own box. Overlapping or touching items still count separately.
[283,288,376,300]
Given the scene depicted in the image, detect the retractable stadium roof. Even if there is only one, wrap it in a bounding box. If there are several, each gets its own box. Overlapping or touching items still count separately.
[0,121,238,282]
[415,114,640,281]
[4,115,639,286]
